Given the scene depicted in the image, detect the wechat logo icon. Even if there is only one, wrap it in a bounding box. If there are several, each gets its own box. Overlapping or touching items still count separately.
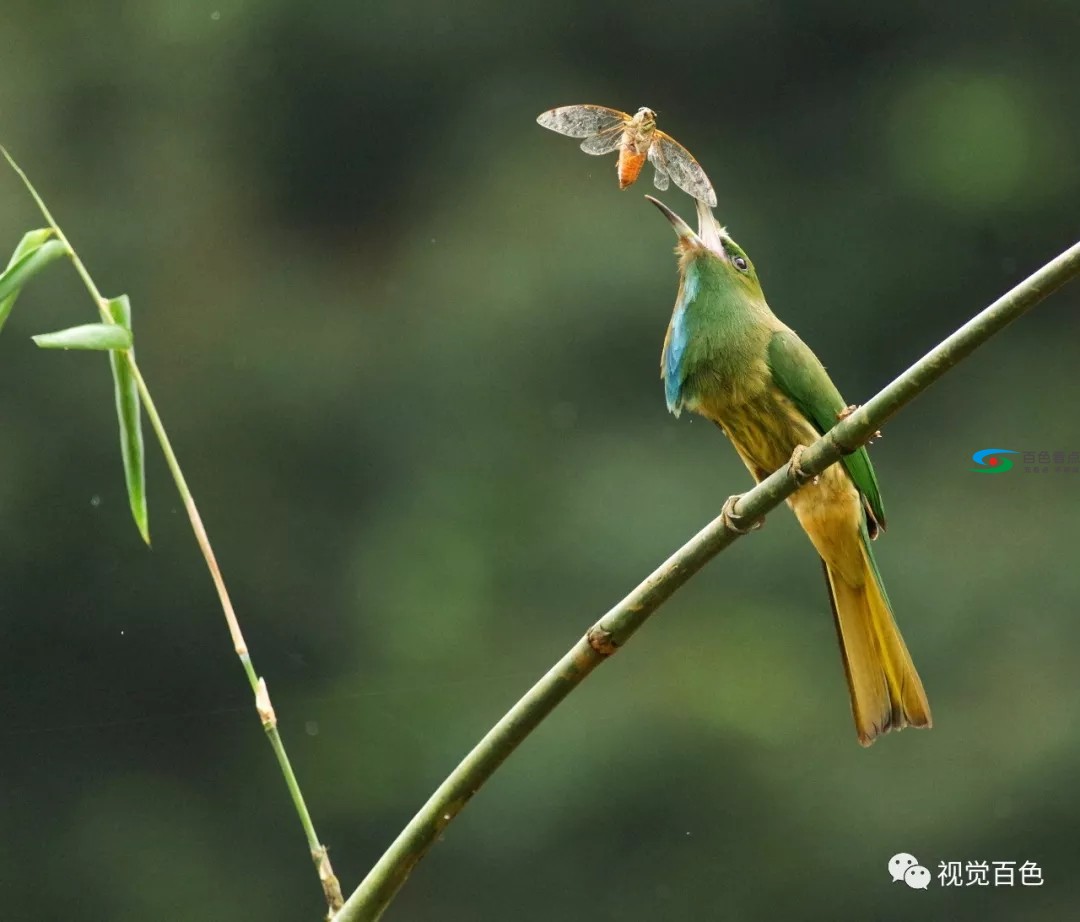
[889,852,931,890]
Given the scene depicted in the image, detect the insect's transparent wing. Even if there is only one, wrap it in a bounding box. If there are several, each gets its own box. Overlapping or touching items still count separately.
[651,133,718,207]
[578,124,625,155]
[537,104,629,139]
[647,142,671,190]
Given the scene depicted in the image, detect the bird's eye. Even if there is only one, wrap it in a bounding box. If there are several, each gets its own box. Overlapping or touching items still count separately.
[733,256,749,272]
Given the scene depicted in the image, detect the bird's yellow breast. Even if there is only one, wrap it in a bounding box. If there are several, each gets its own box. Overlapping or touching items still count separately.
[696,380,866,582]
[692,374,817,474]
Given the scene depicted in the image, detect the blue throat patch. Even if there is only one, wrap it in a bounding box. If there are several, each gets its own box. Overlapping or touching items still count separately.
[663,264,699,415]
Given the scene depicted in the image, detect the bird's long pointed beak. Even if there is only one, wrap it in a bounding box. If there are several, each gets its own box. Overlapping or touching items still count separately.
[645,195,703,248]
[694,198,725,253]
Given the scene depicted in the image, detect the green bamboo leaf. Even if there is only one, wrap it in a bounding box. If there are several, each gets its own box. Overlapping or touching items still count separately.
[0,235,68,335]
[31,323,133,351]
[4,228,54,270]
[105,295,149,545]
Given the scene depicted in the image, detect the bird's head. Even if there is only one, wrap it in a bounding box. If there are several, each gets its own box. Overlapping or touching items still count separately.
[646,195,763,299]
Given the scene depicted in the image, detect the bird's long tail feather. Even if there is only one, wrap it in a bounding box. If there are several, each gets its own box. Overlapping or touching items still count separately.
[822,539,932,746]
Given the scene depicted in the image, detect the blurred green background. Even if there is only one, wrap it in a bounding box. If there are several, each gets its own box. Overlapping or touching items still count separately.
[2,2,1078,919]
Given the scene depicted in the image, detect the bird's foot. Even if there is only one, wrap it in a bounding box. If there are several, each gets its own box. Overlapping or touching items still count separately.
[721,494,763,535]
[789,444,819,486]
[836,404,882,442]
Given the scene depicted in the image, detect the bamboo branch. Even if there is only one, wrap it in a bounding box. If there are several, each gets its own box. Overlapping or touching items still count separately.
[335,238,1080,922]
[2,149,344,915]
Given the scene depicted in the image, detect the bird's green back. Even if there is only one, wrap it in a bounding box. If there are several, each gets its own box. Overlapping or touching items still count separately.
[766,328,886,530]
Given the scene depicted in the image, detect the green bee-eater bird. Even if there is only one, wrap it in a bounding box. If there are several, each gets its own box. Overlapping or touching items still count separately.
[648,195,931,746]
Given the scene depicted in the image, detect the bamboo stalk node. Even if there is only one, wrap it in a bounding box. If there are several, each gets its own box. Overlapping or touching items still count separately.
[586,626,619,657]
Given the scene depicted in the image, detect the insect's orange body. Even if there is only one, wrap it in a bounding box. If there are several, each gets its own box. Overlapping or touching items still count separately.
[536,103,717,207]
[616,108,656,189]
[617,149,647,189]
